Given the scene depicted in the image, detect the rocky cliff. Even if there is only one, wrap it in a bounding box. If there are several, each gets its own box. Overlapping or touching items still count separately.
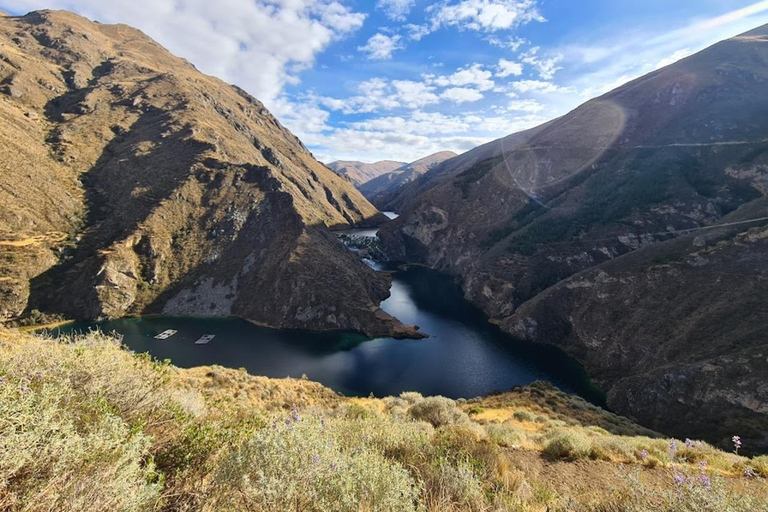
[0,10,410,336]
[381,25,768,448]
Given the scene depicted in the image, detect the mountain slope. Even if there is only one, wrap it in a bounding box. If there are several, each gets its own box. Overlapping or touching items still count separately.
[380,25,768,448]
[0,10,411,336]
[327,159,405,187]
[360,151,457,207]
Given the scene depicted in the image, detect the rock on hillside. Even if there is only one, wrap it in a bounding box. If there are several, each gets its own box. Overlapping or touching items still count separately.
[360,151,457,207]
[0,10,411,336]
[326,159,405,187]
[381,25,768,448]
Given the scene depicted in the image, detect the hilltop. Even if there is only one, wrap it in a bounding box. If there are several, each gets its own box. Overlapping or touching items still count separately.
[326,159,406,187]
[0,10,412,336]
[1,327,766,511]
[380,25,768,449]
[360,150,458,207]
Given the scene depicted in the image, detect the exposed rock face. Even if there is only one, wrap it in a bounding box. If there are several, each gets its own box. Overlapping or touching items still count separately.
[0,10,406,336]
[381,25,768,448]
[360,151,458,207]
[326,160,405,187]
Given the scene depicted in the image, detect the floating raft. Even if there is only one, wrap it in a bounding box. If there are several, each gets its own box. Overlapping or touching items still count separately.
[154,329,177,340]
[195,334,215,345]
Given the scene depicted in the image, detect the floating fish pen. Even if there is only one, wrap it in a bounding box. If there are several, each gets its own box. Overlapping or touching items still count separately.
[195,334,215,345]
[154,329,177,340]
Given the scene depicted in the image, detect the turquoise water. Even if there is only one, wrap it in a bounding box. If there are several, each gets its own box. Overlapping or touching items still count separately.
[49,264,603,403]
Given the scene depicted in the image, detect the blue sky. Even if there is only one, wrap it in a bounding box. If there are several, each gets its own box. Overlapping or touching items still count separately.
[4,1,768,163]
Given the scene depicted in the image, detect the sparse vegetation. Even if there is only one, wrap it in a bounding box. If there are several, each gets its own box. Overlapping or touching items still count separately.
[1,328,766,512]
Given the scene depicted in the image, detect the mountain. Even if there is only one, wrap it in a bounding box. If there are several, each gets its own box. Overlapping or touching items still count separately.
[380,25,768,449]
[326,159,406,187]
[359,151,457,207]
[0,10,416,337]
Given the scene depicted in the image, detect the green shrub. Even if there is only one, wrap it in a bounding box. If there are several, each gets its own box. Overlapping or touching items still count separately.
[213,415,420,512]
[0,377,159,512]
[543,429,592,460]
[513,410,535,422]
[409,396,470,427]
[486,423,525,447]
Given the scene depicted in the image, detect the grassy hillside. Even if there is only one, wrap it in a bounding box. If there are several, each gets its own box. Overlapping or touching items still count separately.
[1,328,766,511]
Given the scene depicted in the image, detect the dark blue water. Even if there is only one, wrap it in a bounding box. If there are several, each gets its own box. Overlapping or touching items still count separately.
[48,264,603,403]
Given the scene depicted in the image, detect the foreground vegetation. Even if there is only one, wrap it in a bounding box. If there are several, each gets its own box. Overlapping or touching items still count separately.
[0,328,766,511]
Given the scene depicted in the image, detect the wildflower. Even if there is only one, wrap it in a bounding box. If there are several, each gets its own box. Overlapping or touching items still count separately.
[673,472,685,486]
[312,454,320,465]
[291,405,300,423]
[745,468,756,479]
[698,460,708,468]
[285,418,292,426]
[669,440,677,458]
[685,438,694,448]
[732,435,742,454]
[698,472,711,487]
[640,449,649,461]
[695,440,703,447]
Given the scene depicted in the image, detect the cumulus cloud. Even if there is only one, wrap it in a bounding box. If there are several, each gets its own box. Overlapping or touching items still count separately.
[441,87,484,103]
[2,0,365,107]
[358,33,404,60]
[429,0,545,32]
[429,63,495,91]
[509,80,573,94]
[507,99,545,112]
[496,58,523,77]
[376,0,415,21]
[521,47,563,80]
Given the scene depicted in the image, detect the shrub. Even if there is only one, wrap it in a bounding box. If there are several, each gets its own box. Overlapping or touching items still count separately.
[0,376,159,512]
[750,455,768,478]
[486,423,525,447]
[422,458,486,511]
[409,396,471,427]
[400,391,424,405]
[513,410,535,422]
[212,415,420,512]
[543,429,592,460]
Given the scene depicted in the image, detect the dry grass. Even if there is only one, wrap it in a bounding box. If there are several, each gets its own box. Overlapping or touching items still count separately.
[1,327,767,512]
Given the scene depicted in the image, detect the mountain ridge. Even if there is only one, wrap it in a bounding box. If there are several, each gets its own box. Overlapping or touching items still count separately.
[0,9,415,337]
[380,24,768,449]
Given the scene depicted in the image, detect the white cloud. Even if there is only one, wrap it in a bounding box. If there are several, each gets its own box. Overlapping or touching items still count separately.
[654,48,692,70]
[2,0,365,107]
[496,58,523,77]
[429,0,545,32]
[376,0,415,21]
[485,35,527,50]
[521,47,563,80]
[406,23,432,41]
[507,99,544,112]
[358,33,404,60]
[509,80,573,94]
[429,63,495,91]
[441,87,484,103]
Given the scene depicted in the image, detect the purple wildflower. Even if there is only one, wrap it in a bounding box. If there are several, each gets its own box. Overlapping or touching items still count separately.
[669,440,677,458]
[698,460,708,468]
[698,472,711,487]
[312,455,320,465]
[685,438,694,448]
[695,440,703,447]
[673,472,685,486]
[640,450,649,461]
[291,405,300,423]
[745,468,756,479]
[285,418,292,426]
[732,435,742,454]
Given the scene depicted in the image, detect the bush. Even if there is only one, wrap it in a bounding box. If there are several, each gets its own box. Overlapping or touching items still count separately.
[543,429,592,460]
[513,410,535,422]
[0,372,159,512]
[486,423,525,447]
[212,415,420,512]
[409,396,470,427]
[423,458,486,511]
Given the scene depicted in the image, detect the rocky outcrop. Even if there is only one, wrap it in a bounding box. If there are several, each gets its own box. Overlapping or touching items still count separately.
[0,10,404,336]
[381,25,768,448]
